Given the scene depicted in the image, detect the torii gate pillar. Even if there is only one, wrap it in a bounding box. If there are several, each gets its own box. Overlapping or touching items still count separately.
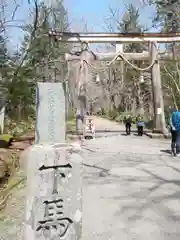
[151,42,167,134]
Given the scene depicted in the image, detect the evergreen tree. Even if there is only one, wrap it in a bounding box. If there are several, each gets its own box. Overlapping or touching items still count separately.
[117,4,151,114]
[118,4,146,53]
[22,1,70,74]
[0,0,70,119]
[153,0,180,32]
[0,35,7,65]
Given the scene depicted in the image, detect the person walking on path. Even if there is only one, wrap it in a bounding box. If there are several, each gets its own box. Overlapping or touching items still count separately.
[136,114,145,136]
[170,109,180,156]
[124,116,132,135]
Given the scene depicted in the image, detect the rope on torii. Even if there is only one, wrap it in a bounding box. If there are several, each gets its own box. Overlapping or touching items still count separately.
[85,48,155,71]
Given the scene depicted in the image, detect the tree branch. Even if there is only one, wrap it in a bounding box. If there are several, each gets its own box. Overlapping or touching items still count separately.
[12,0,39,81]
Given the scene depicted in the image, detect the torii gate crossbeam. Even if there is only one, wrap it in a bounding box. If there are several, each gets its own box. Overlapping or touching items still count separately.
[49,31,180,43]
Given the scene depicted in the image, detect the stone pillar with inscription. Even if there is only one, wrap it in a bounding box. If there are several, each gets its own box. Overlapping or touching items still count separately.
[35,83,66,143]
[23,83,82,240]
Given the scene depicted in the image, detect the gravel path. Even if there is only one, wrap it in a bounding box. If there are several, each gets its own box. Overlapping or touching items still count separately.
[82,117,180,240]
[1,117,180,240]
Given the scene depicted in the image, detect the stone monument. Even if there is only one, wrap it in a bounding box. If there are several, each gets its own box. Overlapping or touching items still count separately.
[23,82,82,240]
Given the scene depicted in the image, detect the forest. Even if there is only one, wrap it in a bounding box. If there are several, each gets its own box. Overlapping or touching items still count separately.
[0,0,179,133]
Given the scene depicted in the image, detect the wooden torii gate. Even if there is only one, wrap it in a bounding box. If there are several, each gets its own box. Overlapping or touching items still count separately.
[49,31,180,135]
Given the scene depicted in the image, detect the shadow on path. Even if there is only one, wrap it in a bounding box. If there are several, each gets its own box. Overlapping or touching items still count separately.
[160,149,171,155]
[83,147,180,239]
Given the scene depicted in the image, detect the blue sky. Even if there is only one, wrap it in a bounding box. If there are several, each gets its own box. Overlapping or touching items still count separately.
[6,0,156,51]
[65,0,156,32]
[6,0,32,50]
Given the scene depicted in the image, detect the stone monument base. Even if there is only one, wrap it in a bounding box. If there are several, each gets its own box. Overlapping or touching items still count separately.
[23,143,82,240]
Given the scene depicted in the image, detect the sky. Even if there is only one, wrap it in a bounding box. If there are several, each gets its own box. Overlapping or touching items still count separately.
[4,0,157,51]
[65,0,156,32]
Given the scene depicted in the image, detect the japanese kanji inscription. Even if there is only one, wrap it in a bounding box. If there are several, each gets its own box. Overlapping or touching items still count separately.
[36,199,73,238]
[37,163,73,238]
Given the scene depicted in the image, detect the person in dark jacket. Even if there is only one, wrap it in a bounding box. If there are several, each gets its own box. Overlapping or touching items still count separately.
[124,116,132,135]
